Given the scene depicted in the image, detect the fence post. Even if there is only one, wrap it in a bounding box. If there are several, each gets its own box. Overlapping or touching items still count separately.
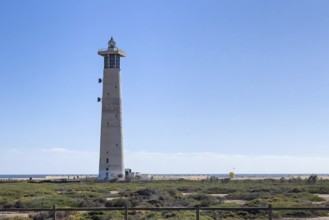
[53,205,57,220]
[196,206,200,220]
[124,205,128,220]
[268,204,272,220]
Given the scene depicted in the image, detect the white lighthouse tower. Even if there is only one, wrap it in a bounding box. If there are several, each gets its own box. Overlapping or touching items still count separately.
[97,38,125,180]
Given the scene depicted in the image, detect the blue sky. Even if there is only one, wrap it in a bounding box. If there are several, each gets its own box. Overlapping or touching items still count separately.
[1,0,329,174]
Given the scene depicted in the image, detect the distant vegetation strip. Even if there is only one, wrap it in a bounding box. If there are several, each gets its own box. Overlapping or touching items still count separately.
[0,175,328,219]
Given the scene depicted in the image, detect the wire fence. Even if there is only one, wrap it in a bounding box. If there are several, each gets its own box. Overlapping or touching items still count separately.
[1,205,329,219]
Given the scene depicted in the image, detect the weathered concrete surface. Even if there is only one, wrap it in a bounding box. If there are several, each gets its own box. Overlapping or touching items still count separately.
[98,38,125,180]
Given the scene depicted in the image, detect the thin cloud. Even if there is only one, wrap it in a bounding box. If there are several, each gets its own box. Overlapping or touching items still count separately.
[125,150,329,174]
[41,148,69,152]
[1,148,328,174]
[0,148,98,174]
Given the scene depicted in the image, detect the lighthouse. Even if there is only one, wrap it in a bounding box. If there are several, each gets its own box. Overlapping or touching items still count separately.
[97,38,125,180]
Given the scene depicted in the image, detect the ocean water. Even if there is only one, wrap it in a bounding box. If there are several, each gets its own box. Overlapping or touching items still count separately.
[153,174,327,178]
[0,174,95,179]
[0,174,326,179]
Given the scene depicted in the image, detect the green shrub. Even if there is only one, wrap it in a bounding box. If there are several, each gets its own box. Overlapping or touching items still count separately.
[105,198,129,207]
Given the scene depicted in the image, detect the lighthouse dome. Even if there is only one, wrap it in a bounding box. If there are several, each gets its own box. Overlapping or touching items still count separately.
[108,37,116,48]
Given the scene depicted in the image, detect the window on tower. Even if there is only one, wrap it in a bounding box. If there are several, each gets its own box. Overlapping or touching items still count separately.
[104,56,108,69]
[109,54,115,68]
[116,55,120,68]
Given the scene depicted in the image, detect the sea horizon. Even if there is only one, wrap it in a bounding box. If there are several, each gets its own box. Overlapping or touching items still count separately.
[0,173,326,179]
